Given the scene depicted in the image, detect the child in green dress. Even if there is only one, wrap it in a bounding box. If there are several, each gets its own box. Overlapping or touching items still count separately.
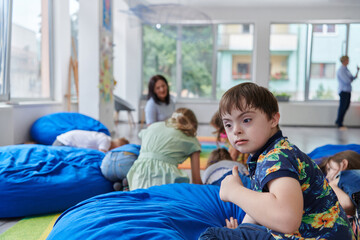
[127,108,202,190]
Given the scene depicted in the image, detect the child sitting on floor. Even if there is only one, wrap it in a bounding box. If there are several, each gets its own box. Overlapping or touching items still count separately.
[199,82,354,240]
[202,148,249,187]
[52,129,128,152]
[127,108,202,190]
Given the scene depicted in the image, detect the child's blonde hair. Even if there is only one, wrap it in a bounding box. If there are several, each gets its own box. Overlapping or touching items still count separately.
[166,108,198,137]
[207,148,232,168]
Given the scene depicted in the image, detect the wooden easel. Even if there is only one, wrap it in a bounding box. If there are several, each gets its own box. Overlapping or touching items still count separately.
[66,37,79,111]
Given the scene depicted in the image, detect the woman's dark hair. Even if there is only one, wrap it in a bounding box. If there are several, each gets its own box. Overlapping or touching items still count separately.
[147,75,170,105]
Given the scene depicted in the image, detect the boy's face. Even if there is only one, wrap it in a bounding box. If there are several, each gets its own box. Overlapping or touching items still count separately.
[222,106,280,156]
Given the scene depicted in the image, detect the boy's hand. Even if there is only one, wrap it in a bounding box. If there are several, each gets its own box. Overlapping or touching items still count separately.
[225,217,238,229]
[219,166,243,202]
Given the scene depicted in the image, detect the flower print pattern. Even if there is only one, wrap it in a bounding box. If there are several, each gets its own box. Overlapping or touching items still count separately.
[248,131,354,239]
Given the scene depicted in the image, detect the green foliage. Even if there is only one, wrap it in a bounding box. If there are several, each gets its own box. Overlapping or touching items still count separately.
[142,25,213,98]
[314,83,334,100]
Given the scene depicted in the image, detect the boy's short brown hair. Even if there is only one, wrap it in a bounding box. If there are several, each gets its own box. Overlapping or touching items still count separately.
[219,82,279,122]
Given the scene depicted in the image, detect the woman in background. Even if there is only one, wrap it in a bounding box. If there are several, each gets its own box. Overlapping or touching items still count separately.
[145,75,175,125]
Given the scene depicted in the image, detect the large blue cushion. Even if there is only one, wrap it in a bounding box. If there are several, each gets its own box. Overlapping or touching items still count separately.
[0,144,113,218]
[308,144,360,164]
[30,112,110,145]
[48,184,244,240]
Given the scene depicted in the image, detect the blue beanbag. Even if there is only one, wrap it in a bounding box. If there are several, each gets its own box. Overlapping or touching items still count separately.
[30,112,110,145]
[47,184,244,240]
[308,144,360,160]
[0,144,113,218]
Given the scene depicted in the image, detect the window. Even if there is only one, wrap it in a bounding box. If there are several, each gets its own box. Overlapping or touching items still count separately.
[142,21,360,103]
[269,24,308,101]
[348,23,360,102]
[232,57,251,80]
[142,24,213,99]
[69,0,79,102]
[142,25,177,97]
[9,0,53,100]
[313,24,336,34]
[308,24,347,100]
[310,63,335,79]
[0,0,11,100]
[180,25,213,98]
[216,24,254,99]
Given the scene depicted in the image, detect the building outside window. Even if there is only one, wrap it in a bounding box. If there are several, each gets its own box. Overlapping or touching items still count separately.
[269,24,307,101]
[216,24,254,99]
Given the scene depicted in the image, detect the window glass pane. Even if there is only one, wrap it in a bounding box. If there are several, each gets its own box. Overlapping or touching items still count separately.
[0,0,11,100]
[180,25,213,99]
[348,23,360,102]
[10,0,51,99]
[269,24,307,101]
[69,0,79,101]
[313,24,323,33]
[309,24,347,100]
[216,24,254,99]
[142,25,177,96]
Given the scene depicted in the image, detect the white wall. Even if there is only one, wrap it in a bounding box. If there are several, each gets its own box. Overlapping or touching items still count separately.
[1,2,360,146]
[114,3,360,126]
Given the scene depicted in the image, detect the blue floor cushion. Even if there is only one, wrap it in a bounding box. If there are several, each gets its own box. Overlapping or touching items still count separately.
[0,144,113,218]
[47,183,244,240]
[30,112,110,145]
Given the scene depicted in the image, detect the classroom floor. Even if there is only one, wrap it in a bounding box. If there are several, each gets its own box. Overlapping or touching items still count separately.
[1,123,360,235]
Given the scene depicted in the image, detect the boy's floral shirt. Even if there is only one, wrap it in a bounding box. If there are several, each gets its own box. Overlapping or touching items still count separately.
[247,131,354,240]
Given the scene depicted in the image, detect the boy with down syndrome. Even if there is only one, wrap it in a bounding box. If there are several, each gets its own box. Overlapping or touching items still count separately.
[199,82,354,239]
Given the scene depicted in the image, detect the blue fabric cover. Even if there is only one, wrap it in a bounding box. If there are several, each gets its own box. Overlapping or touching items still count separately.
[338,170,360,205]
[48,184,245,240]
[308,144,360,164]
[30,112,110,145]
[0,144,113,218]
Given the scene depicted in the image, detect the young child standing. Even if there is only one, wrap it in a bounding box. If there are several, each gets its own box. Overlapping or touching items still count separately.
[126,108,202,190]
[199,82,354,239]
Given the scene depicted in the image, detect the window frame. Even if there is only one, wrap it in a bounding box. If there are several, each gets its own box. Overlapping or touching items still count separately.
[0,0,12,101]
[2,0,54,102]
[141,20,360,103]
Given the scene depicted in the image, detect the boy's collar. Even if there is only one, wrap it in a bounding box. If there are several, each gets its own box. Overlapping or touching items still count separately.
[248,130,283,163]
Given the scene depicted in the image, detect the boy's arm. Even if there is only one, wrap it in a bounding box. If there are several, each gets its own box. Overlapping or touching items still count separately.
[220,166,303,234]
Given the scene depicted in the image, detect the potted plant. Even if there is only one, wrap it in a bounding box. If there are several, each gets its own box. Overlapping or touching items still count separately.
[273,92,291,102]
